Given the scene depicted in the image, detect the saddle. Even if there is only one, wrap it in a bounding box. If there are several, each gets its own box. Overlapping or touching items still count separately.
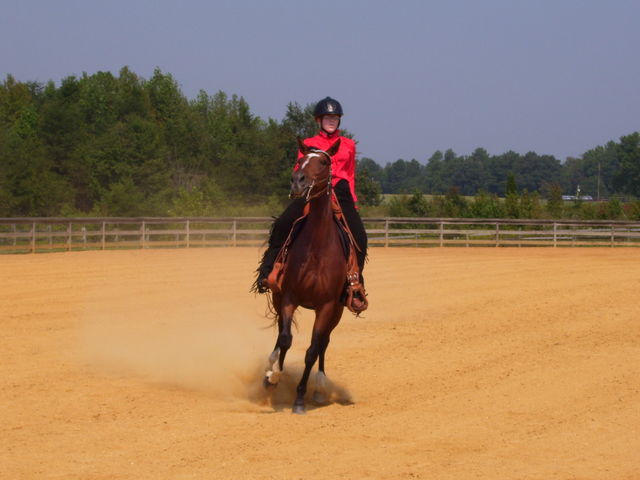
[267,194,368,314]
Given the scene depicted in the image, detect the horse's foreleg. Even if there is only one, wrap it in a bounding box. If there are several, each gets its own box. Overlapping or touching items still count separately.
[293,301,342,414]
[309,304,343,409]
[264,346,281,387]
[264,303,295,388]
[313,335,331,405]
[292,330,326,414]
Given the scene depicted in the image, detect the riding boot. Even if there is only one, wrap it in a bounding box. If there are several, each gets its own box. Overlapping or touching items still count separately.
[348,249,367,310]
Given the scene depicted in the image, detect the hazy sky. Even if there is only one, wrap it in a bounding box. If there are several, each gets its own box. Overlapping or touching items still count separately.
[2,0,639,164]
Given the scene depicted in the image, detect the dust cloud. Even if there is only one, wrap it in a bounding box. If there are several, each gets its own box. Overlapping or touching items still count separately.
[81,293,273,400]
[80,288,353,408]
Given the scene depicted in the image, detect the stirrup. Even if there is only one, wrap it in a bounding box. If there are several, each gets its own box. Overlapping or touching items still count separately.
[344,274,368,314]
[350,292,367,313]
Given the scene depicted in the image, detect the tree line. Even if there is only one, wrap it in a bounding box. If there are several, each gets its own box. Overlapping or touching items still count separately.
[1,67,639,219]
[357,134,640,201]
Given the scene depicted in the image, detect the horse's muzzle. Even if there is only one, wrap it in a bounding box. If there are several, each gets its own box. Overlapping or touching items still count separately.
[290,171,311,199]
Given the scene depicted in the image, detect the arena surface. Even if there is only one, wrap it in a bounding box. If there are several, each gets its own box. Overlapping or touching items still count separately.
[2,247,639,479]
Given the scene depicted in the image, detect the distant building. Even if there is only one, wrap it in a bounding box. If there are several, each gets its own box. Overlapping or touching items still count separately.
[561,195,594,201]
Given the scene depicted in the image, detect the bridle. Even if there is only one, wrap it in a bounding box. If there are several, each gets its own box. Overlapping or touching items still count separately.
[293,149,333,202]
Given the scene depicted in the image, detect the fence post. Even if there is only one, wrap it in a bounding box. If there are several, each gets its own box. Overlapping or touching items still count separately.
[67,222,72,251]
[384,219,389,248]
[101,221,106,250]
[186,220,190,248]
[495,223,500,247]
[141,221,146,249]
[12,224,17,247]
[31,221,36,253]
[611,226,615,247]
[553,222,557,247]
[232,219,237,247]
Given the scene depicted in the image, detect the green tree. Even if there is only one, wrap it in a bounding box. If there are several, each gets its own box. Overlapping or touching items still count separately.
[423,150,445,193]
[613,133,640,197]
[382,158,424,193]
[441,187,468,217]
[518,190,542,219]
[357,157,383,184]
[470,191,504,218]
[504,173,519,218]
[545,183,563,219]
[356,166,382,207]
[407,191,430,216]
[0,78,72,215]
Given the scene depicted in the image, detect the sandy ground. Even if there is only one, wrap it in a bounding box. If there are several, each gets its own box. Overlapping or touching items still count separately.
[1,247,639,479]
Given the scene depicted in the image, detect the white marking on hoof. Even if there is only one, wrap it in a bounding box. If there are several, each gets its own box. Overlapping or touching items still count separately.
[315,371,327,391]
[264,347,283,385]
[266,369,281,385]
[267,348,280,366]
[292,402,306,415]
[314,371,329,404]
[313,390,328,405]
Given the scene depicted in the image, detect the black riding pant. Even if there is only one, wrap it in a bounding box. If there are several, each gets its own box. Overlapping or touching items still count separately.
[265,180,367,272]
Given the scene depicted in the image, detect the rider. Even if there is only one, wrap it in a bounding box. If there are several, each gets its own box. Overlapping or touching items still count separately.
[254,96,368,303]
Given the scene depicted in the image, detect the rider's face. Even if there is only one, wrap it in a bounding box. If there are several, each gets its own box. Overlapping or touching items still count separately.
[319,114,340,134]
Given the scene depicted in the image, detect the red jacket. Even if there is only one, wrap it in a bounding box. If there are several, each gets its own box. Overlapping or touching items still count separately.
[296,130,358,203]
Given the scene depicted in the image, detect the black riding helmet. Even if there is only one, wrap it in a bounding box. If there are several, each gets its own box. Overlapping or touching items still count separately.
[313,97,343,117]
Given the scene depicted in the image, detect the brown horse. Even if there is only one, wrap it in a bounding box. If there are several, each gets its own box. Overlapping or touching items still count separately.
[263,138,348,414]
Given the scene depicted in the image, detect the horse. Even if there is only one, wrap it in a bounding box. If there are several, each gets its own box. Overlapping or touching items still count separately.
[263,138,350,414]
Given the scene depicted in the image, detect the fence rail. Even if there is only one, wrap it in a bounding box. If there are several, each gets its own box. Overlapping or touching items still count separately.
[1,217,640,253]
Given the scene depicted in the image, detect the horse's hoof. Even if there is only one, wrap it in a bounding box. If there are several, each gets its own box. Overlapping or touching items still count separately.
[292,401,306,415]
[263,376,276,389]
[263,369,281,388]
[313,391,328,405]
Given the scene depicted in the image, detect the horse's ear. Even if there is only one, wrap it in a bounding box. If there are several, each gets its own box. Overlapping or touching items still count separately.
[297,137,311,155]
[327,139,341,156]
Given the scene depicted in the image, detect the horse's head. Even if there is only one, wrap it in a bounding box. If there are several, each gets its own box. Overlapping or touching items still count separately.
[290,138,341,201]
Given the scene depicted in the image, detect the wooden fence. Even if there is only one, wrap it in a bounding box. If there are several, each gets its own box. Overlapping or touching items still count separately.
[1,217,640,253]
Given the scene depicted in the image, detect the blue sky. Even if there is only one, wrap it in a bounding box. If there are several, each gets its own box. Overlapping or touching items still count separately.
[2,0,638,164]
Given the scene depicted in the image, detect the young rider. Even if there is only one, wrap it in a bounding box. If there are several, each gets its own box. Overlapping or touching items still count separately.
[254,96,368,304]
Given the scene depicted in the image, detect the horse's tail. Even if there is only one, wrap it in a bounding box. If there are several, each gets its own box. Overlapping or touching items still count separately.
[260,293,299,331]
[251,218,279,295]
[264,292,278,327]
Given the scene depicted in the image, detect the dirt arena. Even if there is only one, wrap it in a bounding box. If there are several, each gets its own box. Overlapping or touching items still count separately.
[2,247,639,479]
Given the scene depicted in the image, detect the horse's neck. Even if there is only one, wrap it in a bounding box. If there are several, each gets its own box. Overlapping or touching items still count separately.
[306,192,336,245]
